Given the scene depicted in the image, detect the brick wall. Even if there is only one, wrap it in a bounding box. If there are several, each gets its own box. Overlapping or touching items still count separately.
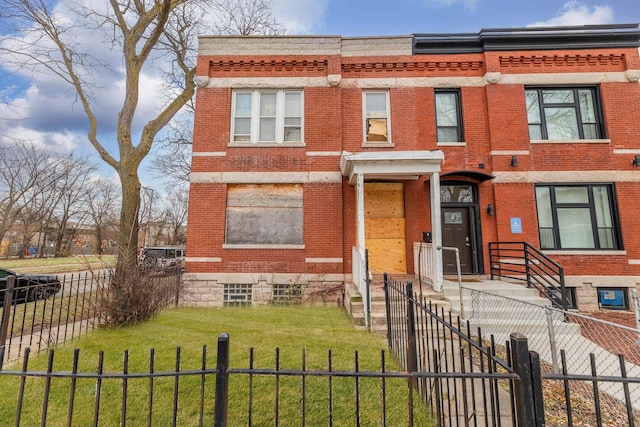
[187,31,640,307]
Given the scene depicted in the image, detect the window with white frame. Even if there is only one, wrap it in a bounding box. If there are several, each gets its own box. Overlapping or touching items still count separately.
[435,89,463,143]
[535,184,621,250]
[363,91,390,143]
[525,87,605,141]
[232,90,303,144]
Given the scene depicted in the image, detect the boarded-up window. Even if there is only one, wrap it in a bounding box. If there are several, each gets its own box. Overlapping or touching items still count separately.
[226,184,303,245]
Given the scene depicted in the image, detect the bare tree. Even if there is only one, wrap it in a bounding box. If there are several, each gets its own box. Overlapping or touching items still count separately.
[210,0,285,35]
[161,188,188,245]
[85,178,120,255]
[151,0,286,188]
[0,140,57,245]
[1,0,284,279]
[152,113,193,187]
[48,154,98,256]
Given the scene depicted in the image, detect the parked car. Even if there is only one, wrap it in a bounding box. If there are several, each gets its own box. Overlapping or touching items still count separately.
[0,267,62,305]
[138,246,185,271]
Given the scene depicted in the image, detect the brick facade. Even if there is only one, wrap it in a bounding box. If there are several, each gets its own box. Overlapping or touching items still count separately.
[186,25,640,310]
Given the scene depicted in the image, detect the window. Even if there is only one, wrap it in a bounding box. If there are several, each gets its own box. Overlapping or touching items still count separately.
[525,87,604,140]
[232,90,303,144]
[225,184,303,245]
[435,90,463,143]
[363,91,390,143]
[224,284,252,307]
[597,288,628,310]
[535,184,621,250]
[272,284,303,304]
[551,287,577,309]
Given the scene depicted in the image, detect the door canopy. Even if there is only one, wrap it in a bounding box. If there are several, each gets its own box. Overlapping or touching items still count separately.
[340,150,444,184]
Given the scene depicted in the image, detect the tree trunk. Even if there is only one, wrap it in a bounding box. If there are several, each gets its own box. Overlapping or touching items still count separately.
[115,170,141,283]
[94,226,104,255]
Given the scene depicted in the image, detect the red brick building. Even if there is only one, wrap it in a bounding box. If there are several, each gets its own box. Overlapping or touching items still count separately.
[185,24,640,311]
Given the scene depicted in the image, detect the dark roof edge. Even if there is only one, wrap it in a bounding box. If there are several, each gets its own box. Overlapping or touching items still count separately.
[413,24,640,54]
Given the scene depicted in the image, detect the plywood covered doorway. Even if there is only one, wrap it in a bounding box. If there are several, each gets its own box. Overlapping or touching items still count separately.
[364,183,406,274]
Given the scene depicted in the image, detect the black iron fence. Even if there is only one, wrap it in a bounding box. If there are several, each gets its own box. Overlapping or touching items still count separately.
[1,270,181,364]
[0,333,439,426]
[384,273,640,426]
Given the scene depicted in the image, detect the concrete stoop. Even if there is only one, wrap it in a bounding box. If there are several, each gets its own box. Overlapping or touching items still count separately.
[345,276,451,336]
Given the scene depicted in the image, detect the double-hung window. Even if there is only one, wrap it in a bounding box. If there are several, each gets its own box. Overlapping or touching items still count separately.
[232,90,303,144]
[525,87,604,141]
[363,91,391,144]
[435,89,463,143]
[535,184,621,250]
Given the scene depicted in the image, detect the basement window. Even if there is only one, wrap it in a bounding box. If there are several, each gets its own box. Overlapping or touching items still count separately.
[272,284,303,304]
[597,287,628,310]
[224,284,253,307]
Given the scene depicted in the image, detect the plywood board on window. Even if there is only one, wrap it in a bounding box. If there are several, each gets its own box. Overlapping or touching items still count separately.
[363,182,406,274]
[227,184,303,207]
[364,183,404,218]
[367,239,406,274]
[226,184,303,245]
[365,218,405,239]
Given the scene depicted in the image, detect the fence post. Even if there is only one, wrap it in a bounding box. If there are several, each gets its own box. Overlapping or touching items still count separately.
[510,332,545,427]
[0,276,16,348]
[633,290,640,343]
[174,272,181,307]
[214,333,230,427]
[405,282,418,389]
[383,273,392,348]
[545,308,560,374]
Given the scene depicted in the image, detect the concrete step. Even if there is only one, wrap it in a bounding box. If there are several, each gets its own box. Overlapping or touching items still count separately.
[465,318,582,336]
[442,280,542,300]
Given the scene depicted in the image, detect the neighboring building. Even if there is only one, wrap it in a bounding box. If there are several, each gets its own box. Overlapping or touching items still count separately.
[185,24,640,310]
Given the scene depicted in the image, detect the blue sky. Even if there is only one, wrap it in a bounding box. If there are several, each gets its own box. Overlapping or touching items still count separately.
[277,0,638,35]
[0,0,638,188]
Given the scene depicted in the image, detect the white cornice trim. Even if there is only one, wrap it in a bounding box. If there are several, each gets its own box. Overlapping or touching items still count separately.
[200,71,636,89]
[190,171,343,184]
[492,171,640,183]
[305,258,343,263]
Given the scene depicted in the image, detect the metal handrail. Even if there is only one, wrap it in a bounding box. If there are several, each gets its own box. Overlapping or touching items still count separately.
[489,241,569,311]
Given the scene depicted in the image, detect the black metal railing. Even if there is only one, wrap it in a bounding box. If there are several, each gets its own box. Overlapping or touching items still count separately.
[488,241,569,310]
[0,334,434,426]
[1,270,181,364]
[384,273,531,426]
[384,274,640,426]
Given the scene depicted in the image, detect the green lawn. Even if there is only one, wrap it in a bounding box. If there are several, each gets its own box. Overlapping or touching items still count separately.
[0,306,434,426]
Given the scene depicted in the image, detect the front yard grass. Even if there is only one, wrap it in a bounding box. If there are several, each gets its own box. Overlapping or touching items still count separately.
[0,305,434,426]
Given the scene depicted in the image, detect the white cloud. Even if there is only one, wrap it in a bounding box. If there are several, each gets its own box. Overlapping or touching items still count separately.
[528,1,615,27]
[272,0,332,34]
[0,0,187,161]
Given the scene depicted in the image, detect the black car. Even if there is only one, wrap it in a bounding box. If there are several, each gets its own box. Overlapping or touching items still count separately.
[0,267,62,305]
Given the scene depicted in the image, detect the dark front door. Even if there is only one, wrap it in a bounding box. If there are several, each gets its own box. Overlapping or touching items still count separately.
[442,207,473,274]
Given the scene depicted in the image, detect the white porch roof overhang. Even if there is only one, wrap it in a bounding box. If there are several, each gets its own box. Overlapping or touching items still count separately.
[340,150,445,292]
[340,150,445,184]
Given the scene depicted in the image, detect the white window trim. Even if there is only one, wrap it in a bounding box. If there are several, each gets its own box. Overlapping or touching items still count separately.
[362,90,392,146]
[230,89,304,145]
